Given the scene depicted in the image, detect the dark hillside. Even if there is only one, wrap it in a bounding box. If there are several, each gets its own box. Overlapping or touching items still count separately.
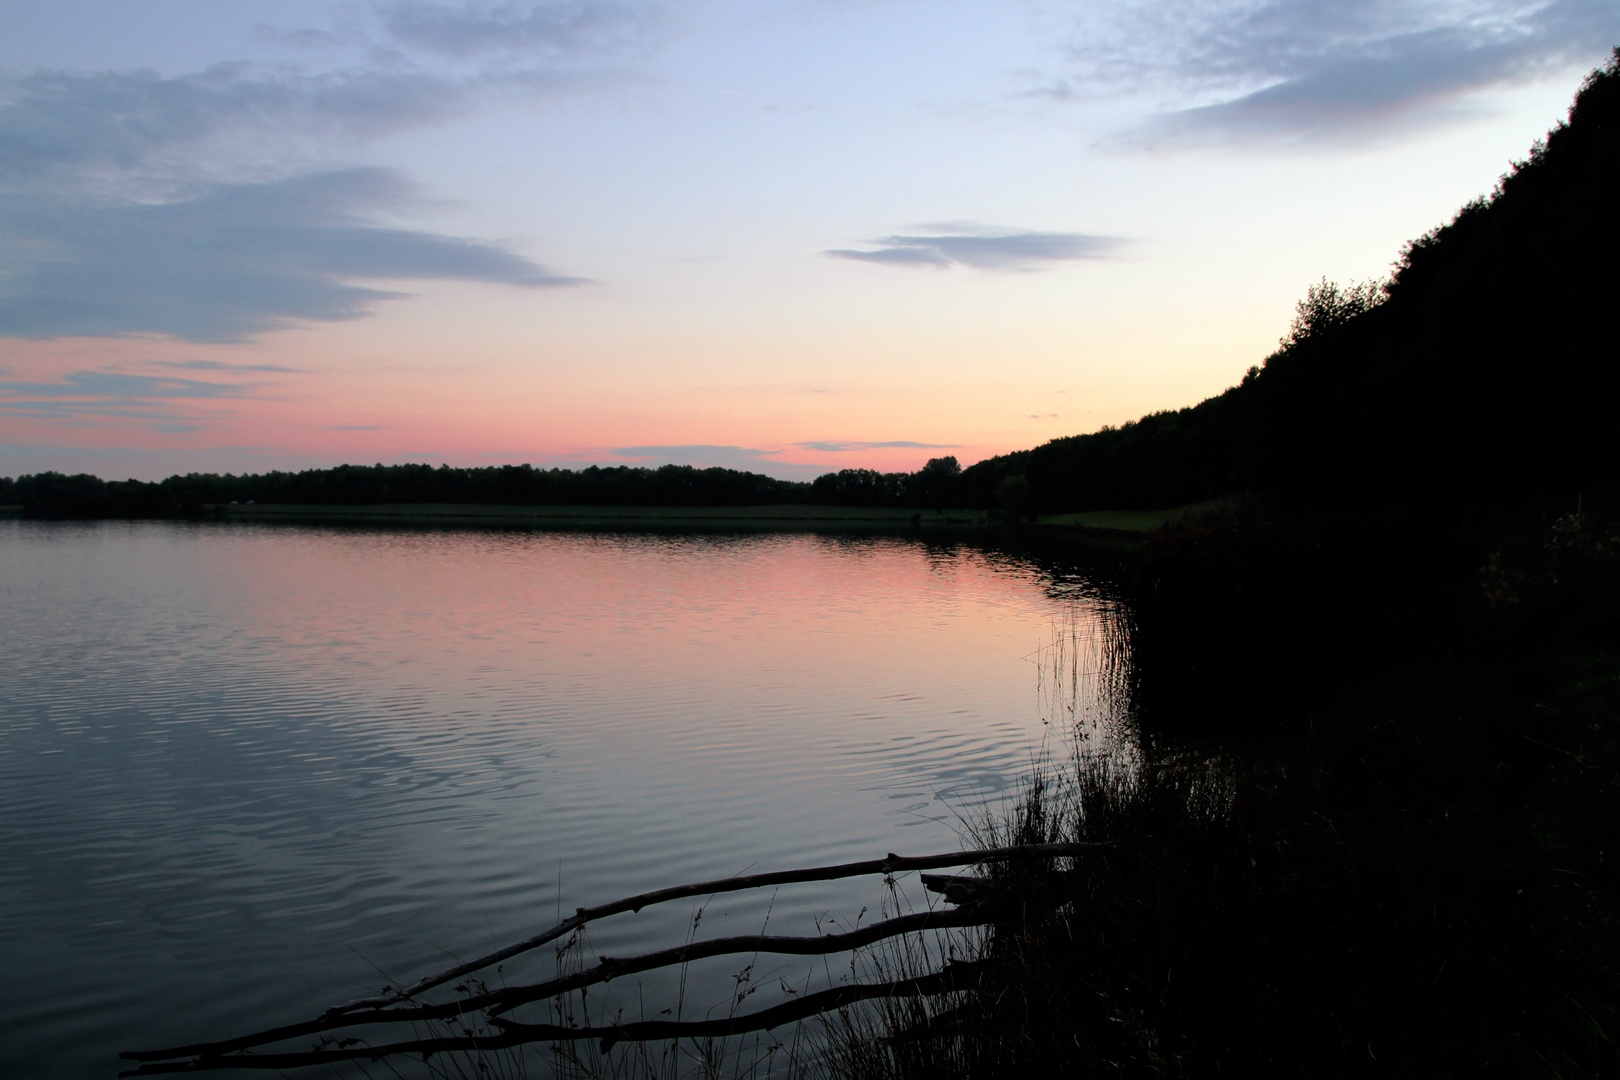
[1262,54,1620,511]
[959,384,1262,514]
[963,49,1620,518]
[830,58,1620,1077]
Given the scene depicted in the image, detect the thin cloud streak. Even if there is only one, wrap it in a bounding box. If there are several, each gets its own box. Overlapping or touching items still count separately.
[798,440,958,452]
[0,8,635,345]
[0,368,257,427]
[381,1,669,60]
[0,169,581,342]
[0,67,475,194]
[0,371,247,400]
[1041,0,1620,141]
[827,227,1121,271]
[157,360,307,373]
[613,443,781,464]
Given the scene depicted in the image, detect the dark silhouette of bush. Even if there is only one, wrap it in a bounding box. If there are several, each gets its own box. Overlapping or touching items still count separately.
[835,645,1620,1078]
[994,474,1030,520]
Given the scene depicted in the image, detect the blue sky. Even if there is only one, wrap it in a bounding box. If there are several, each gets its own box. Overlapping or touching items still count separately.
[1,1,1614,480]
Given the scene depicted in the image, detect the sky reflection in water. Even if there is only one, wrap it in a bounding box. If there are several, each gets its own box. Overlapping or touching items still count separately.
[0,521,1130,1077]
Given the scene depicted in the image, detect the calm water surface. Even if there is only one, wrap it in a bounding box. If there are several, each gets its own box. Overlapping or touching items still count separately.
[0,521,1131,1078]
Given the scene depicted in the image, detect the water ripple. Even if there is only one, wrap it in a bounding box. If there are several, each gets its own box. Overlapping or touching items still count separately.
[0,521,1129,1078]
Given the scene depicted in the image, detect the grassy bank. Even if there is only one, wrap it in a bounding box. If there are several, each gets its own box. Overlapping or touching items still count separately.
[829,633,1620,1078]
[1035,501,1228,535]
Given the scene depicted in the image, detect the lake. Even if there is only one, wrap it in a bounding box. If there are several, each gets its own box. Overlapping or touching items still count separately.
[0,520,1133,1078]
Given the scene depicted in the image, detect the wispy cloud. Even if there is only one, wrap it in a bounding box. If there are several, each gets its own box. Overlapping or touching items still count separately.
[1045,0,1620,142]
[797,440,958,452]
[0,168,580,342]
[157,360,307,373]
[826,225,1121,271]
[612,444,781,466]
[381,1,669,60]
[0,2,658,343]
[0,371,247,400]
[0,67,474,195]
[0,369,251,426]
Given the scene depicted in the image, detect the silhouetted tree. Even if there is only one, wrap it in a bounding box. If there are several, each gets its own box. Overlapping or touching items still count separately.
[914,455,962,512]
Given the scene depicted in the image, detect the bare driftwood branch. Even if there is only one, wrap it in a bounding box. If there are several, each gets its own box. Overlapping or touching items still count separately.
[502,956,995,1051]
[321,841,1101,1015]
[921,868,1083,908]
[123,907,988,1062]
[123,842,1100,1071]
[119,961,993,1075]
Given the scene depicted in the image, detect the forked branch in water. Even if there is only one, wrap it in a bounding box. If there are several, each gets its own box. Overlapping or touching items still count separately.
[120,959,994,1075]
[121,842,1100,1074]
[324,841,1101,1015]
[122,907,990,1061]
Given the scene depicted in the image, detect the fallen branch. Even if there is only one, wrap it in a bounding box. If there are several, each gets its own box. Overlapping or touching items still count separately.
[322,841,1101,1015]
[123,907,988,1062]
[119,961,994,1075]
[123,842,1100,1071]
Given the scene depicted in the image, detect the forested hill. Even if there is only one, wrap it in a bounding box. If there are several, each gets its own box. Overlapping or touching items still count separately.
[959,49,1620,517]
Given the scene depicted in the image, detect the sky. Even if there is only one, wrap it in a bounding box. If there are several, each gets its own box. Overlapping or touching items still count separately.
[0,1,1615,482]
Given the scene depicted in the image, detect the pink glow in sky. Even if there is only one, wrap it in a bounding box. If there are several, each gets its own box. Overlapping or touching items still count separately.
[1,2,1614,481]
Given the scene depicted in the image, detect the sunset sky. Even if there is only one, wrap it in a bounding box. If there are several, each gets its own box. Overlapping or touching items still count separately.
[2,1,1615,481]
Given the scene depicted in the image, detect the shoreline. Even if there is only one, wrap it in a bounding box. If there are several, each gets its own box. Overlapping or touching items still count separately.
[214,502,1183,535]
[0,500,1204,537]
[210,502,995,529]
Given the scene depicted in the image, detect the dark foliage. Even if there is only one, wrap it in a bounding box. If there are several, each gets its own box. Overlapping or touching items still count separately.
[1121,499,1488,729]
[830,57,1620,1076]
[7,456,983,519]
[7,462,814,518]
[807,457,963,510]
[1014,52,1620,731]
[162,462,810,509]
[958,389,1263,515]
[962,50,1620,518]
[841,642,1620,1078]
[12,472,177,518]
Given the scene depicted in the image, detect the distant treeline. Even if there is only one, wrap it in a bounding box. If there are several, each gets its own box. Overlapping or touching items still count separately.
[0,458,971,519]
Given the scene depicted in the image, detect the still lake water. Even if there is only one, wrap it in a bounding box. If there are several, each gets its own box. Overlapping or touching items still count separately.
[0,521,1132,1078]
